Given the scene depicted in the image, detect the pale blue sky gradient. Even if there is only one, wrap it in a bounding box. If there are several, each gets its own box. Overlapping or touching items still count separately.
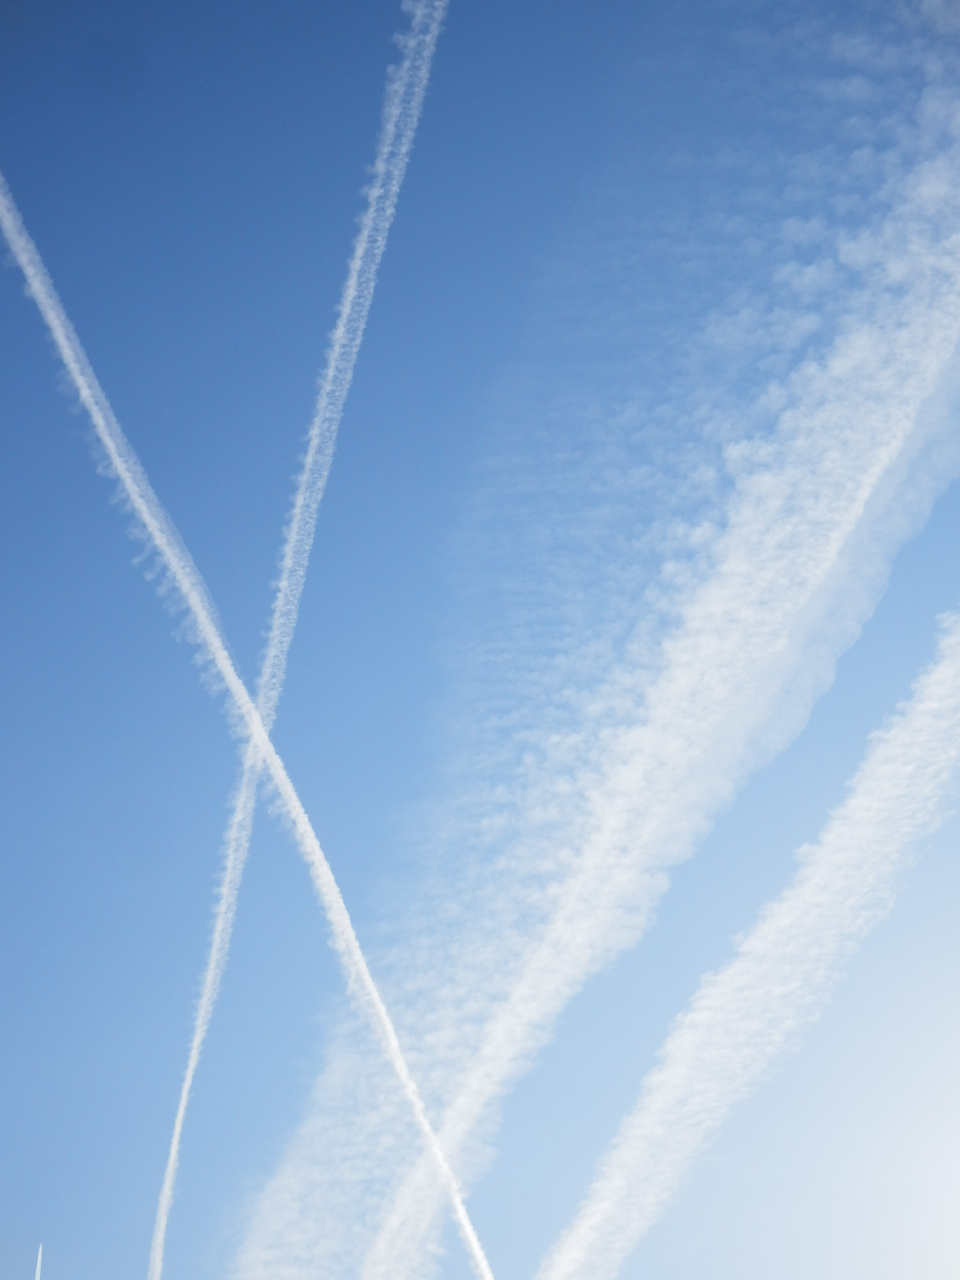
[2,3,960,1279]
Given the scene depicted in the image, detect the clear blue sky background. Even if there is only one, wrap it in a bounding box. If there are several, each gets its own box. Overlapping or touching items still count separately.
[2,2,959,1279]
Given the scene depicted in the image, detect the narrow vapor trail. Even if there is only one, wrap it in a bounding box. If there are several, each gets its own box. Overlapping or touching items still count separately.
[148,4,448,1276]
[0,170,494,1280]
[350,79,960,1280]
[35,1244,41,1280]
[537,610,960,1280]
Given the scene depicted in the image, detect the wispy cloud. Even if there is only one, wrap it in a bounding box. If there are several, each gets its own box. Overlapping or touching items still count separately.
[537,605,960,1280]
[231,22,960,1280]
[148,4,448,1277]
[362,202,960,1280]
[0,167,493,1280]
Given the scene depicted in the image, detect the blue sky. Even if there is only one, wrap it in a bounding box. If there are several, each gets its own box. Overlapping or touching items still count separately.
[2,2,960,1279]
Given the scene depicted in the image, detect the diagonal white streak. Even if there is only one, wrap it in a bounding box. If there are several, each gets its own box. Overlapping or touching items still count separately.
[35,1245,42,1280]
[261,0,448,728]
[537,609,960,1280]
[355,82,960,1280]
[147,4,449,1277]
[0,166,494,1280]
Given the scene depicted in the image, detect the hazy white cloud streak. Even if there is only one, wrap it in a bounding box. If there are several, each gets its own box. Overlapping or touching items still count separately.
[147,4,449,1277]
[537,609,960,1280]
[353,80,960,1280]
[0,167,493,1280]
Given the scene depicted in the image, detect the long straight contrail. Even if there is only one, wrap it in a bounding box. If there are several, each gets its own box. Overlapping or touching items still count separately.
[536,608,960,1280]
[147,4,448,1277]
[0,167,494,1280]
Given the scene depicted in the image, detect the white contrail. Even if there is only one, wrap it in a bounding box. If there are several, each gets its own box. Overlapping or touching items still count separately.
[348,68,960,1280]
[35,1244,41,1280]
[537,608,960,1280]
[147,4,448,1277]
[0,169,494,1280]
[227,58,960,1280]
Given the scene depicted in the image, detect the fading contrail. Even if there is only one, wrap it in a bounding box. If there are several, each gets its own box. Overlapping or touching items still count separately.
[35,1245,41,1280]
[147,4,449,1278]
[225,37,960,1274]
[537,608,960,1280]
[349,68,960,1280]
[0,167,494,1280]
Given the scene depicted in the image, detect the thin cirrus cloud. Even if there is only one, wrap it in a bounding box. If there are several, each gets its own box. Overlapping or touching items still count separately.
[536,603,960,1280]
[147,4,448,1279]
[0,165,494,1280]
[229,16,960,1280]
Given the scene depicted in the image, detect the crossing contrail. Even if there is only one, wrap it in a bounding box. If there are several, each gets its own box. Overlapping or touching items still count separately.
[146,4,449,1277]
[536,608,960,1280]
[0,165,494,1280]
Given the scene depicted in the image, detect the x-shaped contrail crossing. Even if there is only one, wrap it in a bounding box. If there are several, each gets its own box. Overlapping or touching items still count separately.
[0,6,494,1278]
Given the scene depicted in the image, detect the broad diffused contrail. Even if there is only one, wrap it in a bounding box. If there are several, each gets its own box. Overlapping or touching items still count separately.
[0,167,494,1280]
[537,610,960,1280]
[363,309,960,1280]
[148,4,449,1278]
[352,72,960,1280]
